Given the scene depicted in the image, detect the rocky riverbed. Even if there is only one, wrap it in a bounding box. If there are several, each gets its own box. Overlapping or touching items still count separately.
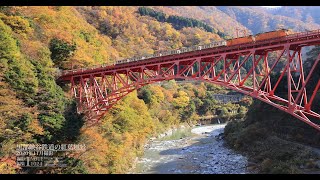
[130,124,248,174]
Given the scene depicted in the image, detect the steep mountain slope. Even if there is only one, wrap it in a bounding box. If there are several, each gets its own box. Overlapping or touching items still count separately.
[152,6,320,36]
[0,6,319,174]
[0,6,234,174]
[267,6,320,25]
[75,6,222,59]
[151,6,251,37]
[215,6,320,34]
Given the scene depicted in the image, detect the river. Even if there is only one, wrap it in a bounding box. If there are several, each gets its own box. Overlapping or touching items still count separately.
[130,124,249,174]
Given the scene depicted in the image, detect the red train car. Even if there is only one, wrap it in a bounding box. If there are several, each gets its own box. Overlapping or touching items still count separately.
[226,29,294,46]
[226,35,255,46]
[255,29,294,41]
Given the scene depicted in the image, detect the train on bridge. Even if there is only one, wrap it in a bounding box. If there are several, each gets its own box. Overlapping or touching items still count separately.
[58,28,320,130]
[115,29,294,65]
[61,29,296,75]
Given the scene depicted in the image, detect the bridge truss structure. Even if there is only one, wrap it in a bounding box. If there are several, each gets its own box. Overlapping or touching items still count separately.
[58,30,320,130]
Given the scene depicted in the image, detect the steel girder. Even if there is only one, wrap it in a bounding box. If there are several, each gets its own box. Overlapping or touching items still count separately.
[58,30,320,129]
[69,47,320,130]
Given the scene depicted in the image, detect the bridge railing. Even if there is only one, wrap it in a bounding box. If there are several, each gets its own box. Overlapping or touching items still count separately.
[286,29,320,40]
[61,62,117,76]
[113,40,228,66]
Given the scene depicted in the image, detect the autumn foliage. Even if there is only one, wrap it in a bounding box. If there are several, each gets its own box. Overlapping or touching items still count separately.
[0,6,254,174]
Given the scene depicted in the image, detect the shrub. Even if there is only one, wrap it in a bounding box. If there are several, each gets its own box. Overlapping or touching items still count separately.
[137,86,152,104]
[0,13,32,35]
[49,38,76,68]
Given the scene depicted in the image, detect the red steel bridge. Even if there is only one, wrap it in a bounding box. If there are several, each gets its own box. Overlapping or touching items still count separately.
[58,30,320,131]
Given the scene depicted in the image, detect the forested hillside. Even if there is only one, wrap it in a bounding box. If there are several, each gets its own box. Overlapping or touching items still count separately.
[151,6,251,37]
[0,6,319,174]
[151,6,320,36]
[267,6,320,25]
[0,6,248,174]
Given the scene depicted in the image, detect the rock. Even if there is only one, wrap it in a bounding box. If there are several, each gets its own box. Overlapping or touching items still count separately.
[174,169,182,173]
[133,124,249,174]
[200,163,208,168]
[316,160,320,169]
[247,161,257,166]
[247,166,256,171]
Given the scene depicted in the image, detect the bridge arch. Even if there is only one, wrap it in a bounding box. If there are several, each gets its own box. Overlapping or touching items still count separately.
[59,31,320,131]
